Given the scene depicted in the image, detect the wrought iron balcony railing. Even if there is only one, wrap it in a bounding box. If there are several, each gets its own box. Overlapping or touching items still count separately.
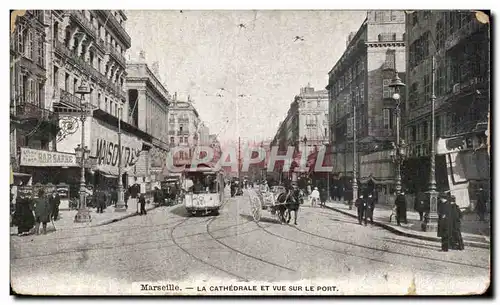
[11,102,58,123]
[105,42,126,66]
[69,10,98,39]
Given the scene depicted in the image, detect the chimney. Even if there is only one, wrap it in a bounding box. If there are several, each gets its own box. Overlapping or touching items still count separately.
[152,61,159,77]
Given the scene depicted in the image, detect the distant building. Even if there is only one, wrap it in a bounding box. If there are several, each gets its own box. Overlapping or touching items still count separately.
[326,10,406,195]
[167,95,201,167]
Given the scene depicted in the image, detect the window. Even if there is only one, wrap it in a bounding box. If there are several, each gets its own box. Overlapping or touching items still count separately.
[170,137,174,144]
[53,66,59,88]
[423,121,429,140]
[375,11,385,22]
[390,11,400,21]
[98,58,101,73]
[17,24,25,53]
[97,93,102,109]
[423,74,431,104]
[436,19,445,51]
[347,116,354,137]
[37,33,44,67]
[385,50,396,70]
[37,82,44,107]
[378,33,397,42]
[73,78,78,94]
[185,136,188,143]
[25,29,33,59]
[179,151,185,159]
[383,108,392,129]
[435,116,441,138]
[105,97,108,112]
[64,73,70,91]
[359,82,364,103]
[410,126,417,142]
[383,79,394,99]
[179,125,183,132]
[180,137,184,143]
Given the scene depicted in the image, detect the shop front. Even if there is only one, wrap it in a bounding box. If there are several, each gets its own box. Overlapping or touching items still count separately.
[57,114,150,192]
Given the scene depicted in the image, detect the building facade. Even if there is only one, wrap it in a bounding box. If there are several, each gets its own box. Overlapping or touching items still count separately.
[125,59,171,187]
[297,85,329,147]
[167,96,202,167]
[10,10,60,186]
[404,11,490,208]
[47,10,160,194]
[326,10,406,195]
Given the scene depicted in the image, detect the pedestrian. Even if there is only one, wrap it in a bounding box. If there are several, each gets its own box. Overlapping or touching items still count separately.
[49,190,61,221]
[395,191,407,226]
[366,192,376,224]
[437,196,452,252]
[13,193,35,236]
[355,194,366,225]
[307,184,312,197]
[111,187,118,208]
[139,193,147,215]
[310,187,320,207]
[153,186,162,206]
[128,179,140,212]
[285,184,301,225]
[97,189,106,213]
[319,187,328,208]
[124,189,130,209]
[34,189,50,235]
[449,196,464,250]
[475,188,487,221]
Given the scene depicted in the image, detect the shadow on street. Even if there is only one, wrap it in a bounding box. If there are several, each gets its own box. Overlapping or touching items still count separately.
[239,213,282,225]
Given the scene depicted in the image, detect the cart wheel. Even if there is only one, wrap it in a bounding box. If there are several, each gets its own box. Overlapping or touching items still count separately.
[250,195,261,222]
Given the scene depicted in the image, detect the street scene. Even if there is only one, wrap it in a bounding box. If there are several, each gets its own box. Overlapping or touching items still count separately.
[10,10,490,295]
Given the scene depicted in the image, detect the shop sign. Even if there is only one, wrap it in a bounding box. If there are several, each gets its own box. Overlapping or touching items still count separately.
[20,148,77,167]
[91,119,144,176]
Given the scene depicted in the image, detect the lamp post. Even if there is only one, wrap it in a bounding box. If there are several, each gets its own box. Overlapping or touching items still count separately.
[351,104,358,209]
[388,70,406,196]
[426,56,440,231]
[115,106,126,212]
[74,82,91,223]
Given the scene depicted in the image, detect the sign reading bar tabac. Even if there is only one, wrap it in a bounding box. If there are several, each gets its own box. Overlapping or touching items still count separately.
[20,148,77,167]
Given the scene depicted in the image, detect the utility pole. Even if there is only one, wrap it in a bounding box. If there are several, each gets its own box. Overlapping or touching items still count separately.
[238,136,241,181]
[115,106,126,211]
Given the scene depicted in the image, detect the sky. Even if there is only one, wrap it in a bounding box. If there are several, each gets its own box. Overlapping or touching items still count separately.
[125,10,367,144]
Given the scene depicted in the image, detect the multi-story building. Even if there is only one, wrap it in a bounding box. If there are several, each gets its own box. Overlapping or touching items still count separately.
[326,10,406,196]
[125,58,171,188]
[10,10,61,186]
[297,85,329,147]
[404,11,490,208]
[208,134,222,163]
[48,10,157,194]
[198,122,210,146]
[167,95,202,167]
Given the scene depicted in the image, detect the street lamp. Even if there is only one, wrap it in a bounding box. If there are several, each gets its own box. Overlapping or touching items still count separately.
[388,70,406,195]
[73,81,93,223]
[115,106,126,212]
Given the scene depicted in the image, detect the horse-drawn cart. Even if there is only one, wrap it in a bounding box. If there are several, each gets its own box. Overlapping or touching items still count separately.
[249,186,288,223]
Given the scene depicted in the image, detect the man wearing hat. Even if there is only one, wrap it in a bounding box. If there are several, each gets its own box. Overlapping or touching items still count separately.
[394,190,407,226]
[437,195,452,251]
[476,187,487,221]
[355,193,367,225]
[310,186,320,207]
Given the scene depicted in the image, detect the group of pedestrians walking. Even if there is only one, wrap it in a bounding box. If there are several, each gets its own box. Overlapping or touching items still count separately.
[12,189,61,236]
[438,195,465,252]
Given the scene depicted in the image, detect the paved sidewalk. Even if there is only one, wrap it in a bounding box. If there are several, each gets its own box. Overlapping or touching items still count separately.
[323,200,490,249]
[10,202,158,235]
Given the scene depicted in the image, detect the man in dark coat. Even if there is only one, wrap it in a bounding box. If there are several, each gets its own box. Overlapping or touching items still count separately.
[153,186,163,206]
[13,194,35,236]
[49,191,61,221]
[449,196,464,250]
[34,189,50,235]
[355,194,367,225]
[139,193,147,215]
[437,197,452,251]
[285,184,301,225]
[96,189,107,213]
[476,188,487,221]
[394,191,407,226]
[365,192,376,224]
[319,187,328,208]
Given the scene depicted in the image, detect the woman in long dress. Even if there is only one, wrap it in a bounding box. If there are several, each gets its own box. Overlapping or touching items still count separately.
[13,195,35,236]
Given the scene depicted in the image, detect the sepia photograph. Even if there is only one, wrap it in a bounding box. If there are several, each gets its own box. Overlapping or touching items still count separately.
[8,7,491,296]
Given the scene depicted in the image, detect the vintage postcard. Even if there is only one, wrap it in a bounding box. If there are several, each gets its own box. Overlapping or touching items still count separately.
[9,9,491,296]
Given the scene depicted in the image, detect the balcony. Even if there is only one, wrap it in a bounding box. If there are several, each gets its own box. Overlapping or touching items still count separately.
[97,10,131,48]
[69,10,98,39]
[178,118,190,123]
[177,130,190,136]
[11,102,59,135]
[444,19,483,51]
[105,41,126,67]
[54,41,126,100]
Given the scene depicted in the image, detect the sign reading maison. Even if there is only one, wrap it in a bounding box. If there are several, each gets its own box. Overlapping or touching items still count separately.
[95,138,142,168]
[20,148,77,167]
